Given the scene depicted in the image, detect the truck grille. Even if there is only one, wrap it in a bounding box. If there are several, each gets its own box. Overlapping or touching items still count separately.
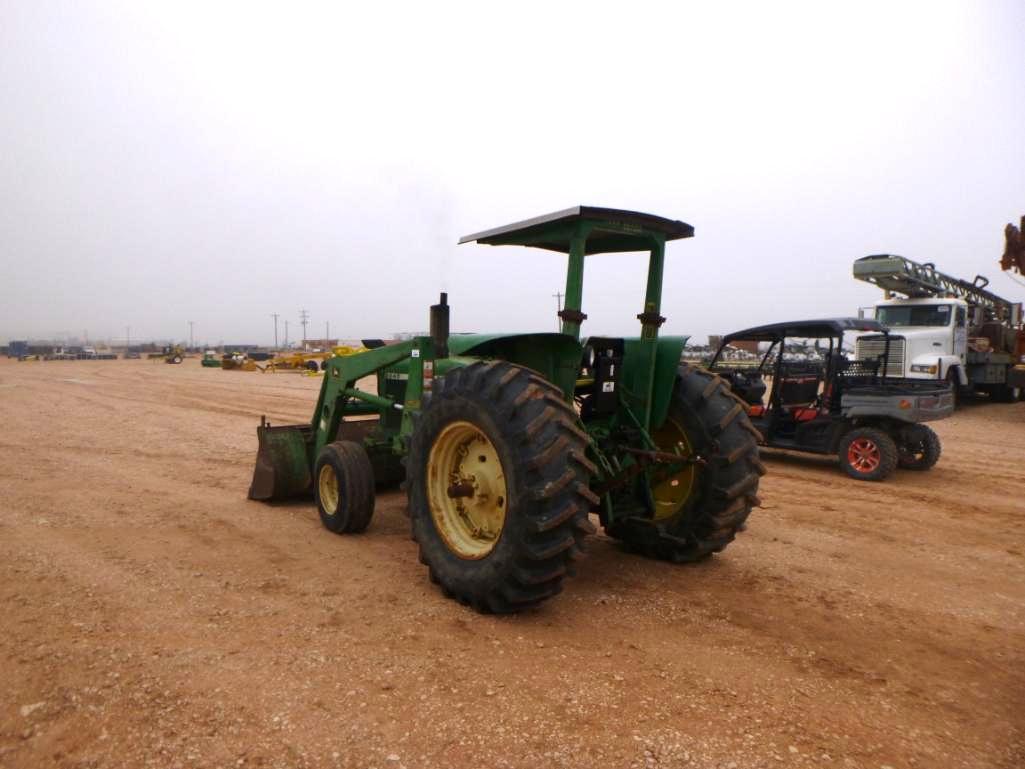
[855,335,905,376]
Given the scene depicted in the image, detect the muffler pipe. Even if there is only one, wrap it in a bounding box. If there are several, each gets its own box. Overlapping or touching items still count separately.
[430,291,450,359]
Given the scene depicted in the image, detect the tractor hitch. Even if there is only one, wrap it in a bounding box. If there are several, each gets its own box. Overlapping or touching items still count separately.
[594,445,705,498]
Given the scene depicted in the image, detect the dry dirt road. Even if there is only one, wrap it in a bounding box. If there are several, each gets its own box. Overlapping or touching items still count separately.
[1,358,1023,769]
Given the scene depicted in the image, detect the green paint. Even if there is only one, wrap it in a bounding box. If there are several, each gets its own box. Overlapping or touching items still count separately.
[253,206,702,527]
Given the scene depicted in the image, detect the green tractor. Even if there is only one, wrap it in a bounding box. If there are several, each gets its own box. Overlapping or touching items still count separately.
[249,207,763,612]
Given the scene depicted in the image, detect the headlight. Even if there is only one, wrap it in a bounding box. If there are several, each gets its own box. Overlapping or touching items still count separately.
[910,364,938,374]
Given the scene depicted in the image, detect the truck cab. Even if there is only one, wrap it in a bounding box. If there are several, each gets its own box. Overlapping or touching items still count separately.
[859,297,969,384]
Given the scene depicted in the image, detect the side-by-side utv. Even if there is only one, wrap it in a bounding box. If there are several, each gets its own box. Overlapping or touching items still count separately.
[708,318,954,481]
[248,206,764,613]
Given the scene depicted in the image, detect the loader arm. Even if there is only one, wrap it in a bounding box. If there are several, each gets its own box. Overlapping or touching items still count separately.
[249,338,434,501]
[313,338,432,459]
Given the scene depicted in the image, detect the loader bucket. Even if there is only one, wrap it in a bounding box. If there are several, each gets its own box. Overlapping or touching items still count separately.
[248,420,313,500]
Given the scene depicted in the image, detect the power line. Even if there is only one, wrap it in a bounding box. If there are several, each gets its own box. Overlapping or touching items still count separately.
[552,291,564,332]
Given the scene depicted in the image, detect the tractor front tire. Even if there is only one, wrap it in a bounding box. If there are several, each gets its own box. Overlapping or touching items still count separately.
[314,440,375,533]
[838,427,898,481]
[897,424,941,470]
[607,365,764,563]
[407,361,595,613]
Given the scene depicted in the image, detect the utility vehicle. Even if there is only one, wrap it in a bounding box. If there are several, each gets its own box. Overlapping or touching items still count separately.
[709,318,954,481]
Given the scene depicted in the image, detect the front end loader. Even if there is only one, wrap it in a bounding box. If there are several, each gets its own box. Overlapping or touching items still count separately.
[249,207,763,612]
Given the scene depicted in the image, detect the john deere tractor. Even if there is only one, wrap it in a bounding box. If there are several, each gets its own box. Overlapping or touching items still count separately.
[249,207,763,612]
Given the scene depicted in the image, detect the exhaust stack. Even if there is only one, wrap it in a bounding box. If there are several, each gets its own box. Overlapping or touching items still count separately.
[430,292,450,359]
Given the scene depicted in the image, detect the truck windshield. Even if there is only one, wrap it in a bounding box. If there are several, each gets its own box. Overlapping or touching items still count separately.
[876,304,952,327]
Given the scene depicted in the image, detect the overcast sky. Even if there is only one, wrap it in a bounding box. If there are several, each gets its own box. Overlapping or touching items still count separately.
[2,1,1023,346]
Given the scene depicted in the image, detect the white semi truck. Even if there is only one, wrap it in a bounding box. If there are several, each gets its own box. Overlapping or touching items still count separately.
[853,254,1025,402]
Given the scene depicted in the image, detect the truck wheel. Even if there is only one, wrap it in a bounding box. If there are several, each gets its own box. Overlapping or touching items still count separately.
[314,440,375,533]
[407,361,595,613]
[838,427,898,481]
[896,424,941,470]
[305,360,320,372]
[606,365,764,563]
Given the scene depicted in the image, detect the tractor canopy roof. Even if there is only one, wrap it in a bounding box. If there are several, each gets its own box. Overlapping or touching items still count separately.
[721,317,887,344]
[458,206,694,254]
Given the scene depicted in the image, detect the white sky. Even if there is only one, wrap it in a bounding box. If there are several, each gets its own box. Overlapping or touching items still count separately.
[1,1,1023,345]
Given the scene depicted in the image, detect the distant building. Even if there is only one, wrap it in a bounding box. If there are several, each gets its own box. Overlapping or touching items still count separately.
[303,338,338,351]
[731,339,760,354]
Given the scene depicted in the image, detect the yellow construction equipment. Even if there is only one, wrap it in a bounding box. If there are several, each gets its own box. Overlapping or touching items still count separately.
[261,346,365,373]
[221,352,261,371]
[148,345,185,364]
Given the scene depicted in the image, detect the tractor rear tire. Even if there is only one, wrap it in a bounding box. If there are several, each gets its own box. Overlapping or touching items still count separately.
[896,424,941,470]
[407,360,595,613]
[607,365,764,563]
[838,427,898,481]
[314,440,375,534]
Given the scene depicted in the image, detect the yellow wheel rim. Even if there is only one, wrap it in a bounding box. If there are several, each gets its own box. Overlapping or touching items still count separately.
[318,463,340,515]
[650,417,698,521]
[427,421,508,559]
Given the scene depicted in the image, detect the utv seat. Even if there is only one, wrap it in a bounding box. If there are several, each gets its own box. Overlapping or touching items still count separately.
[788,405,821,421]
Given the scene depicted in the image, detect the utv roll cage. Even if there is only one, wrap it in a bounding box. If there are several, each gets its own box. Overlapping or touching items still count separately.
[711,317,893,386]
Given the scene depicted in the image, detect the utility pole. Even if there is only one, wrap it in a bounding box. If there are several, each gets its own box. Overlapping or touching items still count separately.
[299,309,310,349]
[325,321,330,341]
[188,321,194,350]
[125,326,131,351]
[270,313,279,349]
[284,320,289,348]
[552,291,564,332]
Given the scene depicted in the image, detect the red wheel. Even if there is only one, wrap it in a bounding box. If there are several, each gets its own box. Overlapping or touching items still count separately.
[838,427,898,481]
[847,438,881,473]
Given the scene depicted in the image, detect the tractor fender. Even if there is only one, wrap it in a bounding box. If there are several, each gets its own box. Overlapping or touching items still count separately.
[621,335,690,428]
[446,333,583,397]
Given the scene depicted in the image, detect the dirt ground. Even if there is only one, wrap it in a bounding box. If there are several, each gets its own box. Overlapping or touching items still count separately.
[1,358,1022,769]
